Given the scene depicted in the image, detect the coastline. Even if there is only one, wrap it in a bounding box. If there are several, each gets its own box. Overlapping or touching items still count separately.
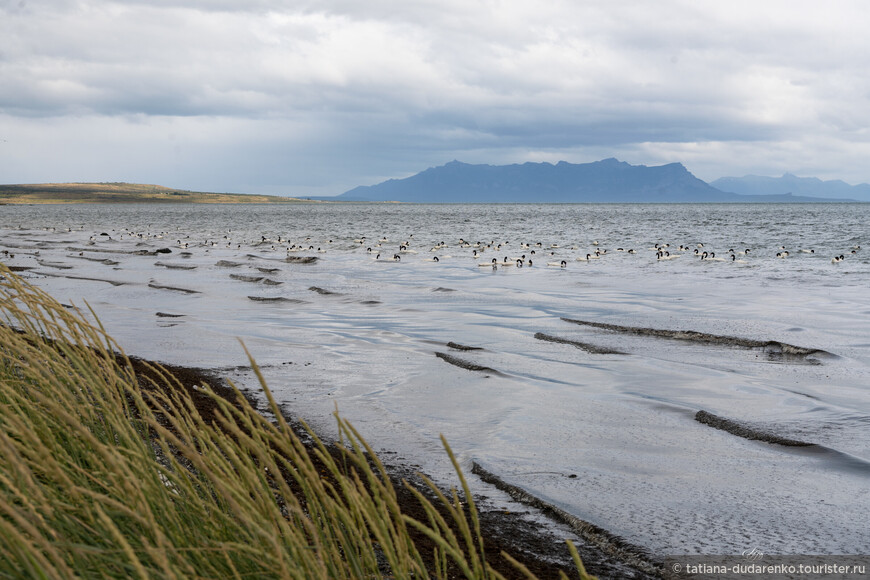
[131,356,661,579]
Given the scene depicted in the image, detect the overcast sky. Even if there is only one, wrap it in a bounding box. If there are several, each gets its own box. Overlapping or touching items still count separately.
[2,1,869,196]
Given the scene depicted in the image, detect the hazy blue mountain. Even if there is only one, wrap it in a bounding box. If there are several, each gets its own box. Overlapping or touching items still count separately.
[337,159,853,203]
[711,174,870,202]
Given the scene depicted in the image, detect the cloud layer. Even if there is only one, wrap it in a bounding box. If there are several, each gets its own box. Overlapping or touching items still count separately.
[2,0,869,194]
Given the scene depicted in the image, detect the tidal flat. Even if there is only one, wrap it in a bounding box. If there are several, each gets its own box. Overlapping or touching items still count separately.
[2,202,869,562]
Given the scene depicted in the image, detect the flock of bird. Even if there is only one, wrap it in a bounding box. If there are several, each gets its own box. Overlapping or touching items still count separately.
[7,226,863,271]
[350,236,862,269]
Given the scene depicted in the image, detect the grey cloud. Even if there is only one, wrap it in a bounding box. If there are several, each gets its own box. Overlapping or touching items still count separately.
[2,0,869,192]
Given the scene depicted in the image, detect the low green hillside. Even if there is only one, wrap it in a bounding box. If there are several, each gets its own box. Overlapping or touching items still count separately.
[0,182,311,204]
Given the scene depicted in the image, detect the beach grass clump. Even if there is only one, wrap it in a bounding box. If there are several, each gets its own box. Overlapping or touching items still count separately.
[0,265,594,579]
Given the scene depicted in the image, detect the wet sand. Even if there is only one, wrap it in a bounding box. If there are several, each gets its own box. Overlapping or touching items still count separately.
[129,356,658,579]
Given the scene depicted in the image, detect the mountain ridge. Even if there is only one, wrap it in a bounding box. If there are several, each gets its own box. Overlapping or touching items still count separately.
[711,173,870,201]
[339,159,860,203]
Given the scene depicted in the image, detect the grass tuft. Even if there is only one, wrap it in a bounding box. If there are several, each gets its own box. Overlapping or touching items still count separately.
[0,265,594,579]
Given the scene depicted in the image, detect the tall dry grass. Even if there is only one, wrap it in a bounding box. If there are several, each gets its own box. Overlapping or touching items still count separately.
[0,264,594,579]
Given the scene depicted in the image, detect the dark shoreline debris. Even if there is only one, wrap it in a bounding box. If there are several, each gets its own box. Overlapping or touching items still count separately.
[286,255,318,264]
[446,341,483,351]
[148,283,201,294]
[155,261,197,270]
[561,317,830,360]
[471,462,661,578]
[247,296,307,303]
[230,274,265,283]
[68,254,119,265]
[66,246,133,254]
[534,332,626,355]
[308,286,341,295]
[694,410,815,447]
[36,260,74,270]
[37,271,127,286]
[435,351,496,373]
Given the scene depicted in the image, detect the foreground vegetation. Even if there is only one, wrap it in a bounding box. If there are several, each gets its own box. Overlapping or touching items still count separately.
[0,265,593,579]
[0,182,311,204]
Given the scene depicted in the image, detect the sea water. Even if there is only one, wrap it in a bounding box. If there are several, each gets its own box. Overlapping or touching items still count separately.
[2,202,868,557]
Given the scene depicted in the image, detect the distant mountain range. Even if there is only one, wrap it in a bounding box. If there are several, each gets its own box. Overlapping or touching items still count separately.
[336,159,867,203]
[710,173,870,201]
